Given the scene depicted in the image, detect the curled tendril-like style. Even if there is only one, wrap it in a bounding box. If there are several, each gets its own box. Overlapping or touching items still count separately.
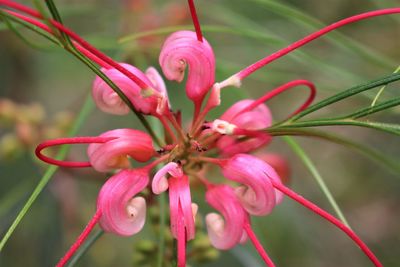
[159,30,215,102]
[221,154,283,215]
[205,185,247,250]
[97,169,149,236]
[87,129,155,172]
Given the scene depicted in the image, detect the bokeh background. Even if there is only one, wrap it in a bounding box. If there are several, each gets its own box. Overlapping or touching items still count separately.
[0,0,399,266]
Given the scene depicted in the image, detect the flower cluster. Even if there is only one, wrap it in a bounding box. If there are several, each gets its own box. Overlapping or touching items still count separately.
[2,0,399,266]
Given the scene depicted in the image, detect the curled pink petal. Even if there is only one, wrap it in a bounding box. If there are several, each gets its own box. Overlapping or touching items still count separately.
[221,154,279,215]
[87,129,155,172]
[152,162,183,194]
[97,169,149,236]
[205,185,247,250]
[168,174,196,240]
[159,30,215,102]
[145,67,171,114]
[217,99,272,156]
[220,99,272,129]
[258,153,291,186]
[92,63,166,115]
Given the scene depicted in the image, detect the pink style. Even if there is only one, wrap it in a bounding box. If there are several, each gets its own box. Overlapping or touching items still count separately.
[1,0,398,266]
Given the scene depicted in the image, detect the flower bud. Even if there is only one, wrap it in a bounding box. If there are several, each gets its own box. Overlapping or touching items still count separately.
[87,129,155,172]
[221,154,283,215]
[217,99,272,156]
[159,30,215,102]
[205,185,247,250]
[92,63,169,116]
[97,169,149,236]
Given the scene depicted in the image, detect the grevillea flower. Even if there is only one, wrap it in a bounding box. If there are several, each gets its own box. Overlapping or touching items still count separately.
[3,0,398,266]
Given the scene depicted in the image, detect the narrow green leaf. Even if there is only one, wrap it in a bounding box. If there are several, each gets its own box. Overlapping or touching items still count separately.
[44,0,74,47]
[289,73,400,121]
[277,119,400,136]
[0,10,60,46]
[267,128,400,174]
[283,136,351,227]
[371,65,400,107]
[0,95,94,251]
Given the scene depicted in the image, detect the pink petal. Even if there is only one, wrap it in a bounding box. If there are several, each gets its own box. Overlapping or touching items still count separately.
[152,162,183,194]
[97,169,149,236]
[87,129,154,172]
[159,30,215,102]
[168,174,196,240]
[92,63,166,115]
[221,154,278,216]
[205,185,247,250]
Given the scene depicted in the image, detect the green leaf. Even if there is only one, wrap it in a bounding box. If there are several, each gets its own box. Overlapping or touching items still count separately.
[283,136,350,227]
[267,128,400,174]
[288,72,400,121]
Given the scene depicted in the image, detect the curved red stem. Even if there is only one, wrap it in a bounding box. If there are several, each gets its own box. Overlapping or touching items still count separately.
[56,209,102,267]
[235,8,400,81]
[0,0,150,88]
[187,0,203,42]
[35,136,116,168]
[243,221,276,267]
[271,181,382,267]
[240,79,316,118]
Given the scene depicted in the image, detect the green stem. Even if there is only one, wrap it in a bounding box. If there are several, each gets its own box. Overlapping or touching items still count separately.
[0,95,94,252]
[66,229,104,267]
[283,136,351,227]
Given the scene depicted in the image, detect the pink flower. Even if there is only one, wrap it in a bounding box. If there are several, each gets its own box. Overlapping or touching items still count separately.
[159,30,215,105]
[97,169,149,236]
[11,0,395,265]
[92,63,170,116]
[205,185,248,250]
[87,128,155,172]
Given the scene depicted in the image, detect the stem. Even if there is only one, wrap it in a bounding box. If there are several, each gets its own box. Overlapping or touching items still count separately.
[56,210,102,267]
[1,8,162,146]
[243,222,276,267]
[272,181,382,267]
[225,8,400,82]
[240,80,316,118]
[187,0,203,42]
[0,0,151,89]
[158,115,178,144]
[283,136,350,227]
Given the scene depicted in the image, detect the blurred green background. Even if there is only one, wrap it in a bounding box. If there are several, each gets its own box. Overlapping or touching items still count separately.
[0,0,399,266]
